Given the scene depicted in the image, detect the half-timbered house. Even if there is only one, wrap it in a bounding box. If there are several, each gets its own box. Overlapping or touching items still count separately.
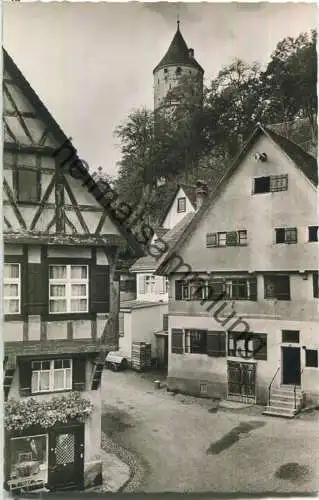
[3,49,141,492]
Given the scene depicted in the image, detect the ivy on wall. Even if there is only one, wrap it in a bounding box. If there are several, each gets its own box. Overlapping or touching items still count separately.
[5,392,94,433]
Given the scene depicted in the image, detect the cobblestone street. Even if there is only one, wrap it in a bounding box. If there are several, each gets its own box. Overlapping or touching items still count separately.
[101,369,319,493]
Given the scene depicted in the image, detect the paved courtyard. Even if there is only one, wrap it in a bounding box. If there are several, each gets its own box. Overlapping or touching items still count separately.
[101,369,319,493]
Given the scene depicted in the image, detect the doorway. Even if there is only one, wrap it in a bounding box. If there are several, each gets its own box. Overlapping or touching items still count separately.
[48,424,84,491]
[227,361,256,400]
[282,346,301,385]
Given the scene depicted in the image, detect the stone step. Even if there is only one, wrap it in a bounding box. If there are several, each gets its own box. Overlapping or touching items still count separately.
[264,405,297,416]
[270,398,301,409]
[262,409,296,419]
[272,389,303,398]
[270,393,303,403]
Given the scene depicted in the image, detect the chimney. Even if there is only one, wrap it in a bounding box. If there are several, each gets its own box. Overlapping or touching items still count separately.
[195,179,208,210]
[188,48,194,59]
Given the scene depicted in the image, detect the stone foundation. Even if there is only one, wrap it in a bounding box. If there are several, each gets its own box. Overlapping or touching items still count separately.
[84,460,103,489]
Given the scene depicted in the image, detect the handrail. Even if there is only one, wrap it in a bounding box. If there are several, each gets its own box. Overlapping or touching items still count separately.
[293,368,304,409]
[268,366,280,405]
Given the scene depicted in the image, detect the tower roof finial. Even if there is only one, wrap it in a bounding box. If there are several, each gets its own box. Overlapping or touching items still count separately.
[177,13,180,31]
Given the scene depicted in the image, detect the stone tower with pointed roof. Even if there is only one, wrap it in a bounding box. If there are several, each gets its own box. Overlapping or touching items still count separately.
[153,21,204,112]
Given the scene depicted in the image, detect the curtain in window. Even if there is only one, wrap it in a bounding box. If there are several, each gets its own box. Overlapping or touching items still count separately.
[71,266,87,279]
[49,299,67,313]
[50,266,66,279]
[71,284,86,296]
[70,299,87,312]
[4,264,20,279]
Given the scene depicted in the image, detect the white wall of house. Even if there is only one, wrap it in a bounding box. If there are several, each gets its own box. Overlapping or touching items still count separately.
[161,187,195,230]
[118,302,168,361]
[163,132,318,404]
[136,272,168,302]
[167,314,319,404]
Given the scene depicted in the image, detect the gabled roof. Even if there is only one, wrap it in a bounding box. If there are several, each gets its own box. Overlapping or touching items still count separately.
[264,127,318,185]
[158,183,197,227]
[155,123,318,275]
[153,24,204,74]
[130,212,195,273]
[3,48,143,257]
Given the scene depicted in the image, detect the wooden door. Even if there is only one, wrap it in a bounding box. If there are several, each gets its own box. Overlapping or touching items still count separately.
[48,424,84,491]
[282,347,301,385]
[227,361,256,398]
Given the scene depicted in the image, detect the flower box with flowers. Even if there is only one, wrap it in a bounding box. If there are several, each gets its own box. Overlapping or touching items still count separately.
[5,392,94,434]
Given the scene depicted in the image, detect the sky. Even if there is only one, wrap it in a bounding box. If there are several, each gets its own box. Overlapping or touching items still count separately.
[3,2,316,178]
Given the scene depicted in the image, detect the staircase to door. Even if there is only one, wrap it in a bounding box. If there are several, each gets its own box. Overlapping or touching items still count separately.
[263,385,304,418]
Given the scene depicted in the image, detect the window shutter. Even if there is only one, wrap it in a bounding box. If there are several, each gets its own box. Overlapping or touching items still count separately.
[226,231,238,246]
[253,333,267,360]
[19,360,32,397]
[27,263,47,315]
[72,357,86,391]
[206,233,217,247]
[175,280,182,300]
[249,279,257,301]
[163,314,168,332]
[139,276,146,294]
[313,272,319,298]
[276,228,285,244]
[91,265,109,313]
[171,329,183,354]
[206,331,226,357]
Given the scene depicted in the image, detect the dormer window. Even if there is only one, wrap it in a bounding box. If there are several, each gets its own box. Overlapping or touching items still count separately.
[177,197,186,213]
[253,174,288,194]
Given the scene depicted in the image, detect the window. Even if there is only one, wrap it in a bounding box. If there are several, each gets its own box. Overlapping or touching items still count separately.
[159,277,168,294]
[164,68,168,74]
[49,265,88,314]
[208,277,257,301]
[282,330,300,343]
[4,263,21,315]
[275,227,297,244]
[206,233,217,248]
[308,226,318,242]
[185,330,207,354]
[15,169,41,203]
[176,67,182,75]
[253,174,288,194]
[206,231,247,247]
[177,197,186,213]
[176,276,257,301]
[264,275,290,300]
[305,349,318,368]
[9,435,48,490]
[227,332,267,360]
[139,274,156,295]
[31,359,72,393]
[270,175,288,192]
[313,272,319,298]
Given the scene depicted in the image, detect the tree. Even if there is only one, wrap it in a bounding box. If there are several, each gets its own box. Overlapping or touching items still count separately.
[205,59,264,158]
[261,30,317,138]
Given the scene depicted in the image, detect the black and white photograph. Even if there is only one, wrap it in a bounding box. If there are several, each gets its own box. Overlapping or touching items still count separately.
[2,1,318,495]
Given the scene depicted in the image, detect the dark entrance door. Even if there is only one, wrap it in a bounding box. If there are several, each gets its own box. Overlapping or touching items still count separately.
[227,361,256,400]
[282,347,301,385]
[48,424,84,491]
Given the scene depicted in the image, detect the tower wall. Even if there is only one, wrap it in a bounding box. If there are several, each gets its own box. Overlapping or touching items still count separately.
[154,64,202,111]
